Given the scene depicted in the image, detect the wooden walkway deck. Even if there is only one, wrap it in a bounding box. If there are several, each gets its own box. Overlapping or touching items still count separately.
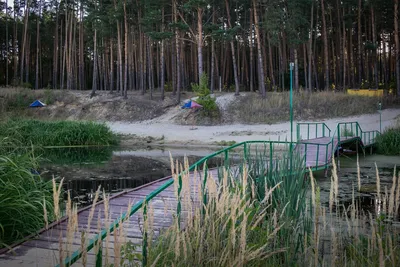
[0,168,219,267]
[0,131,376,267]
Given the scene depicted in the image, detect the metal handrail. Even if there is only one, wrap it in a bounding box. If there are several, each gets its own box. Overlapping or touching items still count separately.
[296,122,331,141]
[59,121,380,267]
[59,140,296,267]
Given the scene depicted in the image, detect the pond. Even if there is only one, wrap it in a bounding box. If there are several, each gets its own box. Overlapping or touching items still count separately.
[39,146,219,207]
[39,145,400,214]
[314,153,400,215]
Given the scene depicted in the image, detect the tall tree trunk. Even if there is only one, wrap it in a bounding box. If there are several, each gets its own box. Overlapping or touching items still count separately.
[173,0,181,103]
[210,6,216,93]
[160,7,165,100]
[249,8,254,92]
[5,0,8,85]
[197,7,203,81]
[308,1,314,92]
[79,1,84,90]
[20,0,30,84]
[252,0,266,98]
[123,0,128,98]
[342,8,346,90]
[357,0,362,86]
[225,0,240,95]
[321,0,329,90]
[395,0,400,95]
[268,33,276,91]
[13,8,18,84]
[371,6,378,89]
[91,29,97,97]
[53,4,59,89]
[35,0,41,90]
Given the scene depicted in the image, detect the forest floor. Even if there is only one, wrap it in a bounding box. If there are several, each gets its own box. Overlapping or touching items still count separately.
[1,87,400,146]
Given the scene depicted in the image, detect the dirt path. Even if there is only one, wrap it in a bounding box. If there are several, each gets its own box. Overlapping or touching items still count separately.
[108,109,400,146]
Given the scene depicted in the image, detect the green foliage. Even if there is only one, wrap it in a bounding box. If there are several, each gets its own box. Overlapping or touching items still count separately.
[0,119,119,147]
[191,73,218,116]
[245,146,311,265]
[0,139,55,247]
[376,125,400,155]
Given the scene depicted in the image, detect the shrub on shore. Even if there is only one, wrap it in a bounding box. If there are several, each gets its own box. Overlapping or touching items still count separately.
[0,119,119,147]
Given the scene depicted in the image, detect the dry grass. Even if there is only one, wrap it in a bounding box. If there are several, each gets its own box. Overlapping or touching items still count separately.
[226,91,394,124]
[48,154,400,267]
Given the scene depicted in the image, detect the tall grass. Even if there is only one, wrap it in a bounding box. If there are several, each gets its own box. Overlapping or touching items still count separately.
[0,138,55,248]
[0,119,119,147]
[44,151,400,266]
[376,124,400,155]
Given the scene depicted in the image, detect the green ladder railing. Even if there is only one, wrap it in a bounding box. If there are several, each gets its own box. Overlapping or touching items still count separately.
[58,121,380,267]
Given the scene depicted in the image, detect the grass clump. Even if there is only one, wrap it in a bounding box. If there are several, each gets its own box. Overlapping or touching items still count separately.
[0,139,55,248]
[376,124,400,155]
[0,119,119,147]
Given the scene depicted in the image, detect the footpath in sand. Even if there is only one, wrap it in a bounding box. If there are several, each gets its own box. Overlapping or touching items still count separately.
[108,108,400,146]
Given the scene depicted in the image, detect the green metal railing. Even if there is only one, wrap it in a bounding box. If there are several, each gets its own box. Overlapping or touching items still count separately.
[58,122,380,267]
[296,122,331,141]
[298,121,381,171]
[59,140,297,267]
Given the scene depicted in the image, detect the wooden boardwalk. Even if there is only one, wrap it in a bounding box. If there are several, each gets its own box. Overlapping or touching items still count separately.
[0,128,376,266]
[0,168,219,267]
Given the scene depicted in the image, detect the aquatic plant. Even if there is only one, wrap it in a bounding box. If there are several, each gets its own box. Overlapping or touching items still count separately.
[0,119,119,147]
[0,139,55,247]
[376,124,400,155]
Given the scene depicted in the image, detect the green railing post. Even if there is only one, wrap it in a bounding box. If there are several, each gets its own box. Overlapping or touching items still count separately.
[224,150,229,170]
[315,125,318,138]
[325,143,328,166]
[269,142,273,180]
[95,241,102,267]
[307,124,310,140]
[304,143,308,168]
[243,143,248,163]
[316,144,320,169]
[177,173,182,228]
[142,201,148,267]
[322,125,325,137]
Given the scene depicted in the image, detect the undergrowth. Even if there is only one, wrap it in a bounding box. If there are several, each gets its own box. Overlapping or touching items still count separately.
[376,123,400,155]
[0,119,119,147]
[0,138,55,248]
[226,92,389,124]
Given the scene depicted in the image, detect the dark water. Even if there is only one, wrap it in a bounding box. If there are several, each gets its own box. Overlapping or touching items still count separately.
[39,146,218,207]
[314,154,400,215]
[38,146,400,212]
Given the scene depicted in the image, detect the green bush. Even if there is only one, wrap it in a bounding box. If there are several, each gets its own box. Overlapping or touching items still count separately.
[0,139,55,247]
[0,119,119,147]
[376,125,400,155]
[191,73,219,117]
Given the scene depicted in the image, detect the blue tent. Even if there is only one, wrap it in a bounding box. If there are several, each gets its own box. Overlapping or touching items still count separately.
[29,100,46,107]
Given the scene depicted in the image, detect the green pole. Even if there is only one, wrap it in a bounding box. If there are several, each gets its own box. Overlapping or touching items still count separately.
[290,62,294,172]
[378,102,382,133]
[290,62,294,145]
